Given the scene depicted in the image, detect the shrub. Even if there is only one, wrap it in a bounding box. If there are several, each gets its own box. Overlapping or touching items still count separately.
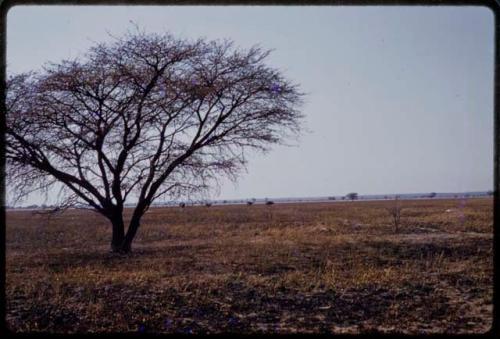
[386,197,403,233]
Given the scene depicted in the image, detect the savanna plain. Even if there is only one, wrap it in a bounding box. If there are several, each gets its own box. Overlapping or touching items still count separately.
[6,198,493,334]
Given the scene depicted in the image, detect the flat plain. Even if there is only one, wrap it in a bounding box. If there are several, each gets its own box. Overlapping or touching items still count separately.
[5,198,493,334]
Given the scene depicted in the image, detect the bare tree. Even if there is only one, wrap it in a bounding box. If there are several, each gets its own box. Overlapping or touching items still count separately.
[386,196,403,233]
[6,29,304,253]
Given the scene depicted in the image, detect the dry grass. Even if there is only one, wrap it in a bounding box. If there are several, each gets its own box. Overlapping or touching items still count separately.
[6,198,493,334]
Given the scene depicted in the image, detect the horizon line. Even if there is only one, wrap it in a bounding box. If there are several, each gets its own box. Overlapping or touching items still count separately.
[7,189,493,209]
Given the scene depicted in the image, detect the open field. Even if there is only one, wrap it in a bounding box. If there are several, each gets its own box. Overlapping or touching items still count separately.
[6,198,493,334]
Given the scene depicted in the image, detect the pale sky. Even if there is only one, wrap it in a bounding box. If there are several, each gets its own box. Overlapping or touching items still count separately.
[6,5,495,204]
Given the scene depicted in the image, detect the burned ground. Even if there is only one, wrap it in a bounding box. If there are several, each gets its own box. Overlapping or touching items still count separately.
[6,198,493,334]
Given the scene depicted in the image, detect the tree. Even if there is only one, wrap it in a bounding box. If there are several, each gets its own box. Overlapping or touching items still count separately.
[6,29,304,253]
[428,192,437,198]
[346,192,358,201]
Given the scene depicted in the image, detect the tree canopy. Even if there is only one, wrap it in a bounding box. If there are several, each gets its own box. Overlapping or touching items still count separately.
[5,30,304,252]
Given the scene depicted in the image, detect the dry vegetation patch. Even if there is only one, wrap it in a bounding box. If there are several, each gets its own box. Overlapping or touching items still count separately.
[6,198,493,334]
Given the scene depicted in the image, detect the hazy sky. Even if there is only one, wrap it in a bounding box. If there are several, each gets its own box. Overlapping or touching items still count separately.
[6,5,495,204]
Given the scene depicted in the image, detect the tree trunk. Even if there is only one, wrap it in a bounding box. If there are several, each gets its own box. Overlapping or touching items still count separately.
[110,215,125,253]
[120,216,141,253]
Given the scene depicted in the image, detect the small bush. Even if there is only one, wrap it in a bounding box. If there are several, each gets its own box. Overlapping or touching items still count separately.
[386,197,403,232]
